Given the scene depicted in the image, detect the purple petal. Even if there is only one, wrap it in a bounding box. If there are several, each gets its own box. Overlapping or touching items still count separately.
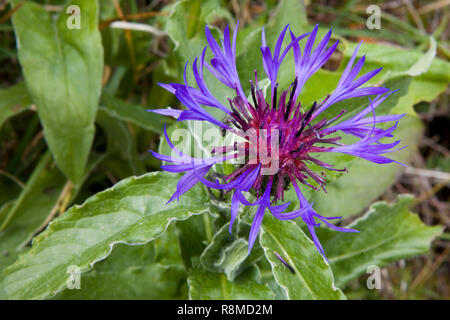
[149,108,182,119]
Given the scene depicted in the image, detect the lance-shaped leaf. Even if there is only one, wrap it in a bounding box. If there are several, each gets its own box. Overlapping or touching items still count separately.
[11,0,104,184]
[188,266,273,300]
[0,153,66,271]
[322,195,443,288]
[266,0,308,44]
[200,221,263,281]
[0,172,209,299]
[309,115,422,218]
[55,225,188,300]
[260,215,346,300]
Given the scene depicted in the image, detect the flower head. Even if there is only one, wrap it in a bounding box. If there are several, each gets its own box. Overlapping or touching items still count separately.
[151,23,405,259]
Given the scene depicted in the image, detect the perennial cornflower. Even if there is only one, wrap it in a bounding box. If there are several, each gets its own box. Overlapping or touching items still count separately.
[150,23,405,259]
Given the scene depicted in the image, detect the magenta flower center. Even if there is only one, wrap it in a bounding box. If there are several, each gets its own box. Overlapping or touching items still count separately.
[222,77,345,203]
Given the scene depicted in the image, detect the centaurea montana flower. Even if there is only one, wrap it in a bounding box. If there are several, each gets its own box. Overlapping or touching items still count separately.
[150,24,406,259]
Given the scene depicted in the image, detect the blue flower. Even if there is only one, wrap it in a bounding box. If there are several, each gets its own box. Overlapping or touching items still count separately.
[151,23,405,259]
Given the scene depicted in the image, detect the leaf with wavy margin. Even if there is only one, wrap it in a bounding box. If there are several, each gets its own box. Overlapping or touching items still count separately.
[11,0,103,183]
[0,172,209,299]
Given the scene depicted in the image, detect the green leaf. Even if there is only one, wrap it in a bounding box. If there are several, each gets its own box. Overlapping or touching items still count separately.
[0,83,31,129]
[0,153,66,271]
[55,225,188,299]
[11,0,104,184]
[0,172,209,299]
[100,94,166,134]
[200,220,263,281]
[0,150,104,273]
[266,0,308,40]
[259,214,346,300]
[236,0,308,92]
[188,266,273,300]
[96,108,144,176]
[322,195,443,288]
